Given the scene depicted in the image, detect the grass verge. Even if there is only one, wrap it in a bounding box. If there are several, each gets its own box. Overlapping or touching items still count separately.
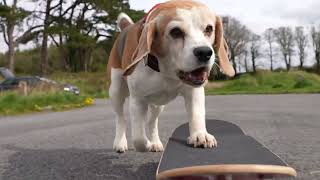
[49,72,108,98]
[206,71,320,95]
[0,92,93,116]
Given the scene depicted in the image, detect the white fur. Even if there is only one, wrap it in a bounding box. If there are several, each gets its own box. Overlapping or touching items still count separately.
[165,7,216,72]
[110,8,218,152]
[109,68,129,152]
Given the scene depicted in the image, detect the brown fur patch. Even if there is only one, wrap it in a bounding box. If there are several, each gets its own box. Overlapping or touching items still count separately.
[151,15,175,57]
[106,20,144,82]
[214,16,235,77]
[106,37,121,85]
[147,0,205,21]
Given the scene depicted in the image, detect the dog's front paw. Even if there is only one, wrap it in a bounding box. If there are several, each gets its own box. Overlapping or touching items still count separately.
[113,137,128,153]
[187,131,217,148]
[150,141,164,152]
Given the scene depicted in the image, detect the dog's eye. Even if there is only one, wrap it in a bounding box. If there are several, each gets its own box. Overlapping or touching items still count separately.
[170,27,185,39]
[204,25,213,36]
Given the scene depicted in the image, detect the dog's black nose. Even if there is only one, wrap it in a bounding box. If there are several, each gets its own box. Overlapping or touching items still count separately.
[193,46,213,63]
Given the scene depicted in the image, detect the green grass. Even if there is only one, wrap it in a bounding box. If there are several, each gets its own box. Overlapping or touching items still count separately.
[0,71,105,116]
[49,72,108,98]
[49,71,320,97]
[2,70,318,116]
[0,92,91,116]
[206,71,320,95]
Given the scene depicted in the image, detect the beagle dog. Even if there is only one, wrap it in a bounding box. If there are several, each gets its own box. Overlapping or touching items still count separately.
[107,0,235,153]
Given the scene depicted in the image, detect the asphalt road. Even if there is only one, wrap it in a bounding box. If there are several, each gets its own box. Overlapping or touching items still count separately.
[0,95,319,180]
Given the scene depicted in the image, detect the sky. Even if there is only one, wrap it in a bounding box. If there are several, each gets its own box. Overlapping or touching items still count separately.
[130,0,320,33]
[1,0,320,68]
[128,0,320,68]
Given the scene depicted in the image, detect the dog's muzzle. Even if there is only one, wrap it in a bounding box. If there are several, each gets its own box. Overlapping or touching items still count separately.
[177,67,209,86]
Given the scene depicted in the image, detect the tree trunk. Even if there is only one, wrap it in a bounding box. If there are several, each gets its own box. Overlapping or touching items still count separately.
[244,55,248,73]
[7,24,15,72]
[40,0,52,75]
[300,56,304,70]
[5,0,18,73]
[270,57,273,71]
[269,44,273,71]
[283,54,290,71]
[40,32,49,75]
[288,55,292,71]
[286,63,290,71]
[316,52,320,73]
[251,55,256,73]
[231,53,237,74]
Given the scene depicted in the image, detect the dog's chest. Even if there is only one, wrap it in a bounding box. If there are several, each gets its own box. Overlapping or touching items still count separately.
[128,64,183,105]
[143,87,180,105]
[134,78,181,105]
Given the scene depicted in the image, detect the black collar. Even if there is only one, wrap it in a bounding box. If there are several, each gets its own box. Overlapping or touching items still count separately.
[146,54,160,72]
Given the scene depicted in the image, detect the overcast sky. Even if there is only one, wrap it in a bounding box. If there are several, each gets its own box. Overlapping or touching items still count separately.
[130,0,320,33]
[1,0,320,66]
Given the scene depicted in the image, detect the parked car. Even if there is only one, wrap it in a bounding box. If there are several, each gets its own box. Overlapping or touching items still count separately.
[0,68,80,95]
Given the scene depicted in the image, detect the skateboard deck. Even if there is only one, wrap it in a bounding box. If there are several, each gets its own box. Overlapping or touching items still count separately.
[156,120,297,180]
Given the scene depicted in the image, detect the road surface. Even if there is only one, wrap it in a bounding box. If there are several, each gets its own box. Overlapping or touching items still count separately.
[0,95,319,180]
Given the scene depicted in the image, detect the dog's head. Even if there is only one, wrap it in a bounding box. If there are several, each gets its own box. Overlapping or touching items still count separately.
[127,0,235,86]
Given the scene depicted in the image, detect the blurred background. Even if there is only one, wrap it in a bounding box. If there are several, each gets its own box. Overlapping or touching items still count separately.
[0,0,320,115]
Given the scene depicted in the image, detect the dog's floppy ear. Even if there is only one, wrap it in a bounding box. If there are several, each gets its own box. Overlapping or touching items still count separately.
[123,21,157,76]
[214,16,235,77]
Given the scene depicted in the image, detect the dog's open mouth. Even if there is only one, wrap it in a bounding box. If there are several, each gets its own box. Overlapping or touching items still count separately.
[178,67,209,86]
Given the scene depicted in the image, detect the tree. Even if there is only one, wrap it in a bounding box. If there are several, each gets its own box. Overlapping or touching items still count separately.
[242,50,249,73]
[274,27,294,71]
[249,33,261,73]
[46,0,143,72]
[264,28,275,71]
[0,0,41,72]
[223,16,250,74]
[294,26,308,69]
[38,0,59,75]
[311,25,320,72]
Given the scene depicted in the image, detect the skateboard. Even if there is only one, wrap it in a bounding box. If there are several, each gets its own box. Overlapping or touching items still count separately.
[156,120,297,180]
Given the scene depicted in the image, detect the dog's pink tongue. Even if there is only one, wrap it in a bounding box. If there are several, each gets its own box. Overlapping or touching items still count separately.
[188,70,208,82]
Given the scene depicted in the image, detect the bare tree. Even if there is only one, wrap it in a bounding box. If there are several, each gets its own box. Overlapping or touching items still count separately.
[223,16,250,74]
[243,50,249,73]
[264,28,275,71]
[311,25,320,72]
[249,33,261,73]
[274,27,294,71]
[294,26,308,69]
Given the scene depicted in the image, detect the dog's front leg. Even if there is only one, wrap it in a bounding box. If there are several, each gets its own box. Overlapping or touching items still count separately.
[129,96,151,152]
[182,86,217,148]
